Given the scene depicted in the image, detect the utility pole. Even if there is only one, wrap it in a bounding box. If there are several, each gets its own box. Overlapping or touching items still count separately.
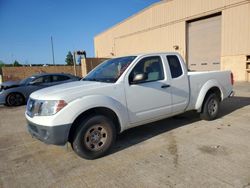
[73,51,77,76]
[51,36,55,65]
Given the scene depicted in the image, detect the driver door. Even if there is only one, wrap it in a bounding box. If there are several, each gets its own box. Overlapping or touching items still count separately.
[124,55,172,126]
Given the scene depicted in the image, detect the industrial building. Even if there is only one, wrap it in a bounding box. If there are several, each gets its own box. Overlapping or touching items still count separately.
[94,0,250,81]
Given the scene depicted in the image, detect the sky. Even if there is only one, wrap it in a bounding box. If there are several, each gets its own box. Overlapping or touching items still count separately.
[0,0,160,65]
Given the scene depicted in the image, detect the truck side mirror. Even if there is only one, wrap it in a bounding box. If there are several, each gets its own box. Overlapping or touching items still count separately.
[131,73,148,84]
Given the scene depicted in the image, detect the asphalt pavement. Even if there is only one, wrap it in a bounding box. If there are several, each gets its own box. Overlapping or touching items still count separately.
[0,82,250,188]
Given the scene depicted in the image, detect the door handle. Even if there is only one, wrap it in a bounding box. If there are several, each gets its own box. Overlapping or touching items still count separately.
[161,84,170,88]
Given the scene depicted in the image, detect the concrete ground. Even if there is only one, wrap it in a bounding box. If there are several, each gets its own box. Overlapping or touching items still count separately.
[0,83,250,188]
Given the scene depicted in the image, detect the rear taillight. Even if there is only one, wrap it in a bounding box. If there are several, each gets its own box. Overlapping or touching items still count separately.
[230,72,234,85]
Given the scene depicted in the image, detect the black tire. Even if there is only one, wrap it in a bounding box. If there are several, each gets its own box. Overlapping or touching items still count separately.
[6,93,25,106]
[200,93,220,121]
[72,115,116,159]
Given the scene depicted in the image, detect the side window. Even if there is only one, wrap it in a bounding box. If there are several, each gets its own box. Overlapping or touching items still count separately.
[33,77,43,84]
[129,56,164,83]
[52,75,70,82]
[167,55,183,78]
[42,75,52,83]
[33,75,51,84]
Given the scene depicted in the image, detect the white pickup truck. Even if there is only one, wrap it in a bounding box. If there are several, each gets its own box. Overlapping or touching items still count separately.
[26,52,234,159]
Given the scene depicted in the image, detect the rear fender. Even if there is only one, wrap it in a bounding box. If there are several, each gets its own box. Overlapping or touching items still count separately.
[195,79,223,112]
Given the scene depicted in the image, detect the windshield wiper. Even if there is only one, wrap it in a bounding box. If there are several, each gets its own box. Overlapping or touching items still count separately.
[82,78,105,82]
[82,78,97,81]
[82,78,115,83]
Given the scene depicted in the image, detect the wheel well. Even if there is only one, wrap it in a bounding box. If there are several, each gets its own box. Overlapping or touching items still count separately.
[201,87,221,112]
[68,107,121,143]
[6,92,26,103]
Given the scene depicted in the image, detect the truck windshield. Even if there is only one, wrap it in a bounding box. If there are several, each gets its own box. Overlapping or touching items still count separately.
[83,56,137,83]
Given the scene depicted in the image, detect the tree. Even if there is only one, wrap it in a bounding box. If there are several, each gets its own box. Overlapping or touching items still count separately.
[0,60,4,68]
[13,60,22,67]
[65,51,74,65]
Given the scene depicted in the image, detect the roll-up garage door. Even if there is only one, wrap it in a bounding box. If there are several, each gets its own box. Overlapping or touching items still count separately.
[187,15,221,71]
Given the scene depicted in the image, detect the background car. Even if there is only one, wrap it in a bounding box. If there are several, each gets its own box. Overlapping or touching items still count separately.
[0,73,81,106]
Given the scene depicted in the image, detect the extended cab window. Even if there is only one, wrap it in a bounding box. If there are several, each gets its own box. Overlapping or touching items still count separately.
[129,56,164,83]
[167,55,183,78]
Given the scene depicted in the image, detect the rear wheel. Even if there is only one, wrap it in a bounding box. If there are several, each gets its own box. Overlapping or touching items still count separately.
[72,115,116,159]
[200,93,220,121]
[6,93,25,106]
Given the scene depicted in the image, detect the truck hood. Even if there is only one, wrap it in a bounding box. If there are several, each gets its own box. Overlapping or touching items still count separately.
[30,81,113,102]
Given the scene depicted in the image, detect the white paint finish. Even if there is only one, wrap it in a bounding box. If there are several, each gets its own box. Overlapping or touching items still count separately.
[26,93,130,132]
[123,54,172,125]
[125,80,172,125]
[187,71,233,111]
[27,52,233,134]
[164,55,190,114]
[29,82,129,131]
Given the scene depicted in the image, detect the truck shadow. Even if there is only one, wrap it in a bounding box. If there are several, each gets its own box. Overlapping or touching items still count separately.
[111,96,250,154]
[219,96,250,117]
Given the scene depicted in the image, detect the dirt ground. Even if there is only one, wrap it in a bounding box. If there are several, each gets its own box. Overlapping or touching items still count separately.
[0,82,250,188]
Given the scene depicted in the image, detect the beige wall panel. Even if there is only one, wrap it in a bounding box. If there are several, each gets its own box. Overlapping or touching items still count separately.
[94,31,114,57]
[95,0,246,39]
[151,1,174,27]
[112,7,153,38]
[94,0,249,58]
[221,55,246,81]
[225,0,249,6]
[114,22,186,59]
[186,0,224,16]
[222,3,250,56]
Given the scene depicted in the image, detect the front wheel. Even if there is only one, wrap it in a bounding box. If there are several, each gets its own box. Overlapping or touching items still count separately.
[6,93,25,106]
[72,115,116,159]
[200,93,220,121]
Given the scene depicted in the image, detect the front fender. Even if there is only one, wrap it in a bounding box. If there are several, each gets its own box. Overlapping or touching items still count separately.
[53,95,129,132]
[195,79,223,111]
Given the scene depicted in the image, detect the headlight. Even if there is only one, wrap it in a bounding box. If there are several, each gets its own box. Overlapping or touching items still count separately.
[27,99,67,117]
[38,100,67,116]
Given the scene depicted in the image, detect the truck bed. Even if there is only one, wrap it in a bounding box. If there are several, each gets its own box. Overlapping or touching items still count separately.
[187,70,233,111]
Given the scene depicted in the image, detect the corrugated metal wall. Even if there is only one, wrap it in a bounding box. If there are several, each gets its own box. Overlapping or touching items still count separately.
[222,3,250,56]
[114,22,185,58]
[94,0,250,59]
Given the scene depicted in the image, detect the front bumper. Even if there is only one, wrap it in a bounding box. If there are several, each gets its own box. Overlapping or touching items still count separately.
[0,91,6,104]
[27,120,71,145]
